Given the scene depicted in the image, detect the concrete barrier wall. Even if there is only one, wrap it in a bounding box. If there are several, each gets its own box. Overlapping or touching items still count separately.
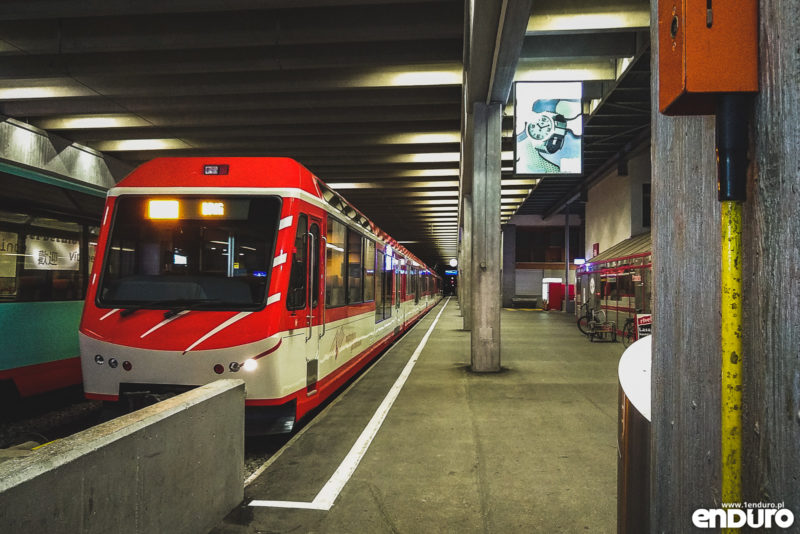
[0,379,245,534]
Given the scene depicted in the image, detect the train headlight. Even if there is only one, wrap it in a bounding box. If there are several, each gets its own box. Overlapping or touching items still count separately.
[213,364,224,375]
[243,359,258,372]
[148,199,179,219]
[94,354,104,365]
[108,358,119,369]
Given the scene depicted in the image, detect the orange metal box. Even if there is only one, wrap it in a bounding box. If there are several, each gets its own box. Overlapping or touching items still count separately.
[658,0,759,115]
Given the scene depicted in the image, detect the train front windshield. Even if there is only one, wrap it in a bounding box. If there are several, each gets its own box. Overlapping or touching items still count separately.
[98,195,281,310]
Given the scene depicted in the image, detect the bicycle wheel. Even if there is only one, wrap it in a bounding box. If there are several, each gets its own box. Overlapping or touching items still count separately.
[577,315,590,336]
[621,321,635,348]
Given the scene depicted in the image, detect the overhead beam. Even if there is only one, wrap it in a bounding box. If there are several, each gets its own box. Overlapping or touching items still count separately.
[0,0,454,21]
[521,33,637,59]
[488,0,534,104]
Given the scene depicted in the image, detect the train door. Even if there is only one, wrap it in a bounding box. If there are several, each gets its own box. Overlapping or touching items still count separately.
[306,216,322,395]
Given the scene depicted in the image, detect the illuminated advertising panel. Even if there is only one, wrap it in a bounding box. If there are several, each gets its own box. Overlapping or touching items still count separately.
[514,82,583,175]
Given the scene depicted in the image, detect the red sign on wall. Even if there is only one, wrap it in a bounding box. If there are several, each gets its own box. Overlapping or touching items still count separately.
[592,242,599,257]
[636,314,652,339]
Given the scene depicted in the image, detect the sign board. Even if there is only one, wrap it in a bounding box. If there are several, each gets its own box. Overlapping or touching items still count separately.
[445,269,458,276]
[514,81,583,175]
[636,314,652,339]
[24,235,80,271]
[0,231,18,278]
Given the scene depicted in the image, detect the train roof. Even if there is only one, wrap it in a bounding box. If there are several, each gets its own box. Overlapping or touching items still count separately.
[114,157,321,194]
[112,157,437,275]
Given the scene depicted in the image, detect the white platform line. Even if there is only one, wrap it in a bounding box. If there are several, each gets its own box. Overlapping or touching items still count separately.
[249,297,450,511]
[243,306,432,487]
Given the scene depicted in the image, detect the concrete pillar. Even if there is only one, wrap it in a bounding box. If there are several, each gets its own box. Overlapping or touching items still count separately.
[459,194,473,330]
[502,224,516,308]
[470,102,502,372]
[563,202,570,312]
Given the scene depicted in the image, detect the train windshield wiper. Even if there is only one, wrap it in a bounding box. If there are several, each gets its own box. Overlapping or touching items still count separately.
[119,299,221,318]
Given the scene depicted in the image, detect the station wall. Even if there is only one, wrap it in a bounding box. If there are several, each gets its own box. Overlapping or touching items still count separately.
[584,144,651,259]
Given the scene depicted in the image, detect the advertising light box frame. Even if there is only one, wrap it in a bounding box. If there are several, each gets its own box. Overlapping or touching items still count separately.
[513,81,583,176]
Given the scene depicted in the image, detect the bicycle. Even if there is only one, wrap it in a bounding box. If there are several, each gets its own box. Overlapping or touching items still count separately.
[621,309,643,348]
[577,301,606,336]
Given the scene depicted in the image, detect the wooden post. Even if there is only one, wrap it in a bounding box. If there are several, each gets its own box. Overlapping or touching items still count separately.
[650,0,800,529]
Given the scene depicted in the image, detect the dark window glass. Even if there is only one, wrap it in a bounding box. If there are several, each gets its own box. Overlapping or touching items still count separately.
[98,196,280,309]
[363,239,375,302]
[325,219,346,308]
[0,211,88,302]
[375,249,384,323]
[286,214,308,310]
[347,230,363,304]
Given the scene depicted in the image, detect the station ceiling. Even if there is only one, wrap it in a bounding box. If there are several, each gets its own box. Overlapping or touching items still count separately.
[0,0,650,269]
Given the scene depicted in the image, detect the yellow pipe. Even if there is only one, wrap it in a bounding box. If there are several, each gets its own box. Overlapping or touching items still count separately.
[721,200,743,521]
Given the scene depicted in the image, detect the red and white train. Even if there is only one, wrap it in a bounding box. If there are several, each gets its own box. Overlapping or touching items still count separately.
[79,158,441,432]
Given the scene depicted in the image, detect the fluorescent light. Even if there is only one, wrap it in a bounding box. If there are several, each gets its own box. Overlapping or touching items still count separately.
[501,189,532,196]
[527,11,649,33]
[382,132,461,144]
[326,180,459,190]
[415,199,458,205]
[35,114,151,130]
[353,63,462,88]
[391,152,461,164]
[0,81,94,99]
[388,70,462,87]
[92,138,191,151]
[515,59,616,82]
[397,169,460,177]
[501,178,540,186]
[402,191,458,197]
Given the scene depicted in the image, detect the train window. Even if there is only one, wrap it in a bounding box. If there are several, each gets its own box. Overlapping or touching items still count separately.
[363,239,375,302]
[309,222,320,308]
[286,214,308,310]
[375,248,393,321]
[325,218,346,308]
[394,256,402,308]
[347,229,362,304]
[0,210,88,302]
[98,195,280,310]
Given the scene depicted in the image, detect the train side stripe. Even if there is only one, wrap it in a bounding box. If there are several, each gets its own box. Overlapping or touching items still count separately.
[100,309,119,321]
[267,293,281,306]
[140,310,191,339]
[183,311,252,354]
[273,253,287,267]
[278,215,293,230]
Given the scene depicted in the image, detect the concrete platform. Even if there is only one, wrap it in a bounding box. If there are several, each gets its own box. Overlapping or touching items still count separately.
[212,297,621,533]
